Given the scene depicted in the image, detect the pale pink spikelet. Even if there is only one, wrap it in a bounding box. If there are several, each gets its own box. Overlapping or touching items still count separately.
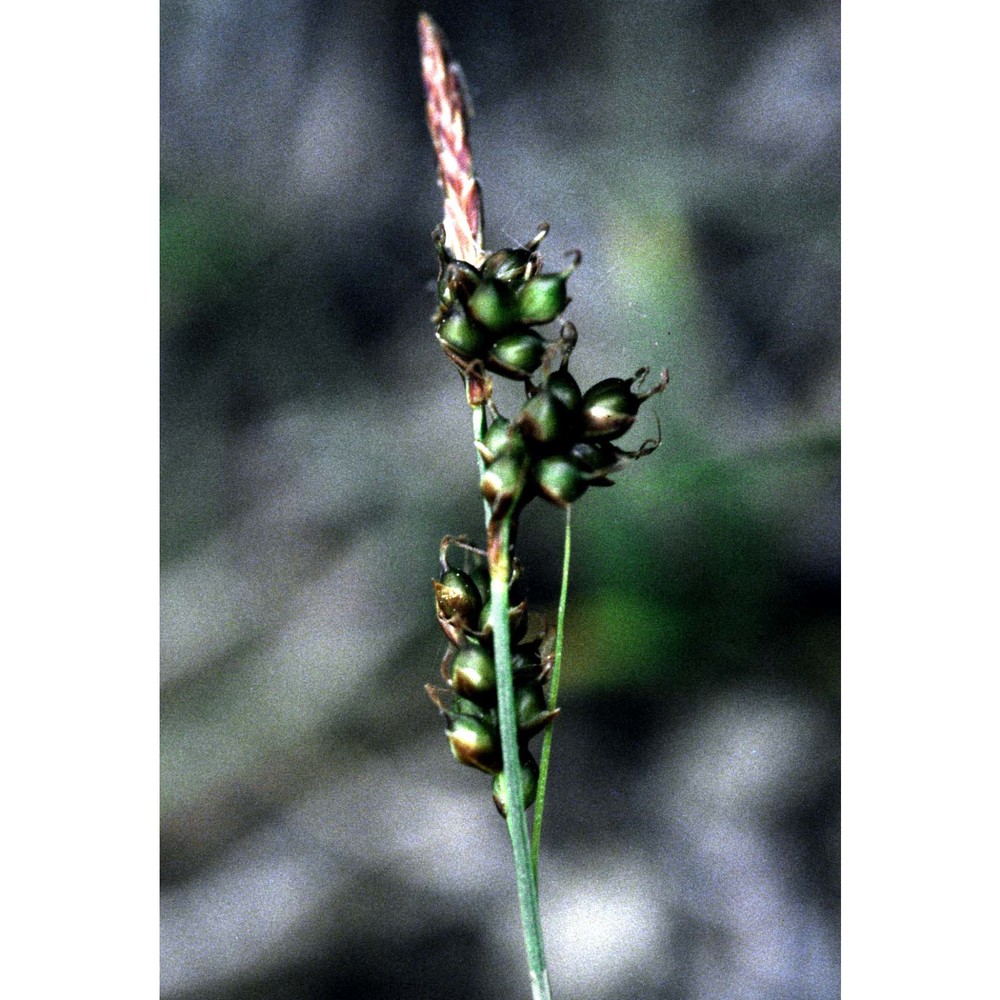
[418,13,485,266]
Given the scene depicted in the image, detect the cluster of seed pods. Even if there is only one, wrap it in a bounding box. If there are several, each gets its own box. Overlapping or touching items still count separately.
[428,538,558,816]
[479,363,667,515]
[434,223,667,515]
[429,224,666,812]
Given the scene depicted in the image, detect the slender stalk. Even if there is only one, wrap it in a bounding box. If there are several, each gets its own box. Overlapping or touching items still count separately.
[531,505,571,877]
[471,400,492,525]
[488,511,552,1000]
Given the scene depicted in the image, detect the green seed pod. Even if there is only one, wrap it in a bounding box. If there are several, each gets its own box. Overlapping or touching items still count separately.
[492,753,540,816]
[515,389,575,449]
[447,713,503,774]
[451,640,497,705]
[516,275,568,325]
[488,330,547,380]
[515,680,559,739]
[580,377,638,440]
[434,568,483,626]
[491,426,528,465]
[545,368,583,415]
[481,247,534,283]
[437,302,492,360]
[466,278,519,333]
[481,413,512,461]
[533,454,590,508]
[438,259,482,310]
[481,223,549,283]
[480,449,528,514]
[514,251,579,325]
[581,368,668,441]
[567,440,618,474]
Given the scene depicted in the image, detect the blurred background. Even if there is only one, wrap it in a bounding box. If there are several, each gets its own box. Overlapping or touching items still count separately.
[161,1,839,997]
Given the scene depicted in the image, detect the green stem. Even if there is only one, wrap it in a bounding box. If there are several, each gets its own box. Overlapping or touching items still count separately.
[471,402,492,525]
[489,511,552,1000]
[531,505,571,877]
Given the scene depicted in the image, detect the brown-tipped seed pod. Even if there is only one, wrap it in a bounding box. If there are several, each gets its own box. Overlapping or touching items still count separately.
[434,573,483,646]
[434,568,483,626]
[545,368,583,415]
[490,426,529,466]
[515,276,568,325]
[580,378,638,439]
[514,680,560,740]
[481,413,512,462]
[447,713,503,774]
[438,259,482,310]
[492,753,540,816]
[533,454,591,507]
[514,251,579,325]
[488,330,547,380]
[481,247,534,284]
[515,388,575,450]
[481,223,550,283]
[437,302,492,360]
[451,640,497,705]
[480,449,528,515]
[466,277,519,332]
[581,368,669,441]
[567,440,621,475]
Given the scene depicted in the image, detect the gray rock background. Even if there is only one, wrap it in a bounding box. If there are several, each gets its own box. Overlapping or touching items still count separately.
[161,1,839,997]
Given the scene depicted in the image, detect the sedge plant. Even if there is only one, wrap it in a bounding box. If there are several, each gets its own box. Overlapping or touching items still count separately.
[418,15,667,1000]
